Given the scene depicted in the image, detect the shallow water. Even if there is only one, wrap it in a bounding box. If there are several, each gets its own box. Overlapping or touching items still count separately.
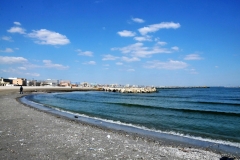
[27,87,240,147]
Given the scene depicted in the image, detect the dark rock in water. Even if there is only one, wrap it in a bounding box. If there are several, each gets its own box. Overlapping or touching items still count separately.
[74,115,78,118]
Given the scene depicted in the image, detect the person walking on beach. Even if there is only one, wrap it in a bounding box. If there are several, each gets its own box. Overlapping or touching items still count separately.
[20,85,23,94]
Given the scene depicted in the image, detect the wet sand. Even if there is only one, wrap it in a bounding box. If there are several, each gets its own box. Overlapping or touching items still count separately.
[0,87,238,159]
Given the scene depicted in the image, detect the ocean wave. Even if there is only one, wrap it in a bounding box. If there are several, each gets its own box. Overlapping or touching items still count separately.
[32,94,240,117]
[22,95,240,150]
[193,101,240,106]
[43,105,240,149]
[105,101,240,116]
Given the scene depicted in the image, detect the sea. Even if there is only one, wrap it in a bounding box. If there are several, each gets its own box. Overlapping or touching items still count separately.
[25,87,240,151]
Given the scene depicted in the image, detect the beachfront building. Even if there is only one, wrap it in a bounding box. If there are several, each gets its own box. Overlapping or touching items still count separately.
[11,78,27,86]
[28,80,38,86]
[70,82,79,87]
[80,82,91,87]
[41,79,59,86]
[59,80,71,87]
[0,78,10,86]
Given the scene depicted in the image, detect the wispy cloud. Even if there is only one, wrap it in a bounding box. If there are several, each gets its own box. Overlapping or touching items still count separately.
[127,69,135,72]
[117,30,136,37]
[144,60,188,70]
[1,36,13,42]
[188,68,198,74]
[171,46,179,51]
[1,67,40,77]
[0,48,14,53]
[156,41,167,46]
[116,62,123,65]
[28,29,70,45]
[138,22,180,35]
[83,61,96,65]
[134,35,152,41]
[0,56,28,64]
[25,72,40,77]
[7,26,26,34]
[184,54,203,60]
[18,67,27,70]
[43,60,69,69]
[76,49,93,56]
[102,54,119,61]
[121,56,140,62]
[112,42,171,58]
[1,68,17,73]
[14,22,21,25]
[132,17,145,23]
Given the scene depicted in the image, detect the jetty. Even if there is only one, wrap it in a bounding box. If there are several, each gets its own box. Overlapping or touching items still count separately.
[102,87,157,93]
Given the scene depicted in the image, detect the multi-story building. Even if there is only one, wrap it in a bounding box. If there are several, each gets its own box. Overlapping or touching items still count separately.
[11,78,27,86]
[59,80,71,87]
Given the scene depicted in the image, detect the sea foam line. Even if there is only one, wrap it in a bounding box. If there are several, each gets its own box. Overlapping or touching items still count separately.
[23,96,240,149]
[46,104,240,149]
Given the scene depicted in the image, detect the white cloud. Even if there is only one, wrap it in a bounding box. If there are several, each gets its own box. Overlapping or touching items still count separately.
[43,60,69,69]
[76,49,93,56]
[171,46,179,51]
[121,56,140,62]
[83,61,96,65]
[1,68,17,73]
[28,29,70,45]
[134,35,152,41]
[144,60,188,70]
[117,30,136,37]
[1,36,13,42]
[102,54,119,60]
[14,22,21,25]
[127,69,135,72]
[25,73,40,77]
[112,42,171,58]
[19,60,68,70]
[132,18,145,23]
[1,67,40,77]
[184,54,203,60]
[22,63,40,69]
[116,62,123,65]
[156,41,167,46]
[7,26,26,34]
[188,68,198,74]
[0,48,14,53]
[0,56,27,64]
[138,22,180,35]
[18,67,27,70]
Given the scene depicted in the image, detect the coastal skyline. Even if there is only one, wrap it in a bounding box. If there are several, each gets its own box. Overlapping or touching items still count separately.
[0,0,239,86]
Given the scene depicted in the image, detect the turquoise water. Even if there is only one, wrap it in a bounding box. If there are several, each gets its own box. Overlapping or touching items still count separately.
[27,87,240,147]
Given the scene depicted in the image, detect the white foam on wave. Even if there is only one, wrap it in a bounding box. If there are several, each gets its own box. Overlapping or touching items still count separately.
[24,96,240,149]
[50,105,240,149]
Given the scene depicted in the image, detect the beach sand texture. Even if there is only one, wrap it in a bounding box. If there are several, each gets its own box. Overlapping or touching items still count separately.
[0,87,237,159]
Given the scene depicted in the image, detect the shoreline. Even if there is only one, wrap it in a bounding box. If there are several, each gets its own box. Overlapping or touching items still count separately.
[0,87,239,159]
[20,94,240,154]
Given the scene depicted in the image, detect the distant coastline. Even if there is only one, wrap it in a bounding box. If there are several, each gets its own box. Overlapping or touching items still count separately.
[0,86,99,93]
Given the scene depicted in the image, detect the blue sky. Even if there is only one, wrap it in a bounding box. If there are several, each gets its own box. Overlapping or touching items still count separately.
[0,0,239,86]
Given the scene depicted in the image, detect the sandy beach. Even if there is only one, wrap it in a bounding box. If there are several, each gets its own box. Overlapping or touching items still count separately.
[0,86,238,159]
